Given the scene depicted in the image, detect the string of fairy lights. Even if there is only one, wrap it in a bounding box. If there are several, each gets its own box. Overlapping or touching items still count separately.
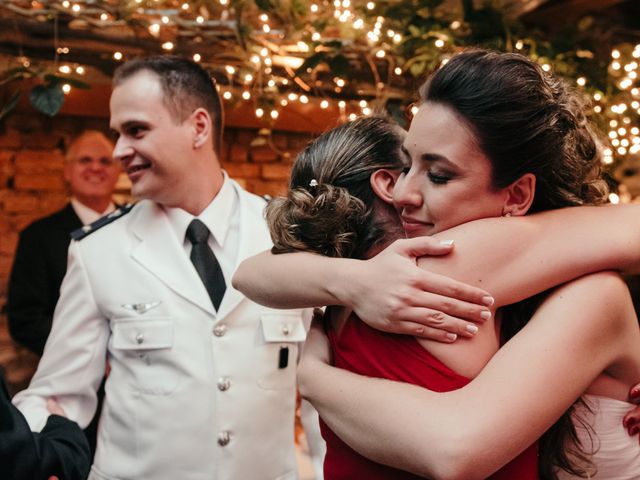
[2,0,640,202]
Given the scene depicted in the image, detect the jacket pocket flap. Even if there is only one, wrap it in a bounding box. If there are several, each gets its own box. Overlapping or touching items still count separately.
[261,313,306,342]
[112,317,173,350]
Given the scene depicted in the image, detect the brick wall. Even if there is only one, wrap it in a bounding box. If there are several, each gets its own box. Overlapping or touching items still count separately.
[0,111,314,394]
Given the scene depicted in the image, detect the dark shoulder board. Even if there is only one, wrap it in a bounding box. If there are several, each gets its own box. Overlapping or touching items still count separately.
[71,203,135,241]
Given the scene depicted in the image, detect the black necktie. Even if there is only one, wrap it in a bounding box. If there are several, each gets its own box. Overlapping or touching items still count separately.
[186,219,226,311]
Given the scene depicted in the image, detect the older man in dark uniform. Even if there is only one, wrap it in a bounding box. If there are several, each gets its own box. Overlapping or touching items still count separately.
[8,130,120,355]
[7,130,120,457]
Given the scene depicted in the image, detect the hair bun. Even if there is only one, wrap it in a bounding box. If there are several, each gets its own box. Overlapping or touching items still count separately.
[266,183,369,258]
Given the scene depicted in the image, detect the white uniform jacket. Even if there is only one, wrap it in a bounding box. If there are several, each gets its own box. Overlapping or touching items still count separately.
[13,181,308,480]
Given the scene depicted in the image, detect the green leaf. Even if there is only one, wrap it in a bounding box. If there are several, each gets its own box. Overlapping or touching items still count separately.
[0,90,21,122]
[30,84,64,116]
[329,55,350,77]
[295,52,326,76]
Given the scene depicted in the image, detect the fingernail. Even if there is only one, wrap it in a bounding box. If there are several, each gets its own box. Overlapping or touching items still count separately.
[631,387,640,398]
[439,240,454,246]
[480,310,492,320]
[446,333,457,341]
[482,296,495,307]
[466,324,479,334]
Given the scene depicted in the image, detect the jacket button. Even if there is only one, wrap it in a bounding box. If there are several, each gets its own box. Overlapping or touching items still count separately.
[135,333,144,344]
[281,324,290,336]
[213,324,227,337]
[217,377,231,391]
[218,431,230,446]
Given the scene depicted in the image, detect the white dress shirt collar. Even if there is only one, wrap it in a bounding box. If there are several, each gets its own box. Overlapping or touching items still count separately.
[163,172,236,249]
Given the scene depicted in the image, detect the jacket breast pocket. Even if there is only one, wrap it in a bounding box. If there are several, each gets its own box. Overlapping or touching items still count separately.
[257,312,306,390]
[111,317,179,395]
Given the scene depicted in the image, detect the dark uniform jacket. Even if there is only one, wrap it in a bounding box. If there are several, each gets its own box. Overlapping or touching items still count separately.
[0,370,90,480]
[8,203,82,356]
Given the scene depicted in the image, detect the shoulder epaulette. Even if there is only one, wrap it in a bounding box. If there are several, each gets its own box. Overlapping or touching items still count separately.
[71,203,136,241]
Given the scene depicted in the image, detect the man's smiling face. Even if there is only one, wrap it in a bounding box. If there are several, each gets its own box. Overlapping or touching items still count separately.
[109,70,196,208]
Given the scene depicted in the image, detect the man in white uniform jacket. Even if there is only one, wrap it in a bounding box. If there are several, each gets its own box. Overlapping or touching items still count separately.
[13,56,317,480]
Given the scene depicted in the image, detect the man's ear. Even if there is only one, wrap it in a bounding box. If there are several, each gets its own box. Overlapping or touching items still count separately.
[191,108,212,149]
[370,169,399,205]
[502,173,536,216]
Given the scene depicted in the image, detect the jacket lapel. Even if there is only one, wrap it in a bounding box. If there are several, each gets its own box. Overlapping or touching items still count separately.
[129,201,215,316]
[215,181,272,320]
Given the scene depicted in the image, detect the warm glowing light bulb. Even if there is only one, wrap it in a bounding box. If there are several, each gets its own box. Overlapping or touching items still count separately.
[71,4,80,12]
[196,16,204,24]
[349,113,357,121]
[375,50,385,58]
[311,4,318,12]
[162,42,174,51]
[594,93,602,101]
[320,100,329,109]
[394,67,402,75]
[162,16,169,24]
[75,66,85,74]
[338,100,346,109]
[113,52,123,60]
[411,105,419,116]
[577,77,586,86]
[58,65,71,74]
[435,39,445,48]
[366,2,374,10]
[244,74,253,83]
[62,84,71,94]
[100,13,108,21]
[515,40,524,50]
[260,14,268,22]
[193,53,201,62]
[542,64,551,72]
[270,110,279,119]
[242,91,251,100]
[225,65,236,75]
[612,49,621,59]
[223,91,232,100]
[300,95,309,104]
[255,108,264,118]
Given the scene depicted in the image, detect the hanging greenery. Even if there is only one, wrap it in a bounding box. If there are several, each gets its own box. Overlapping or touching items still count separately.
[0,0,638,195]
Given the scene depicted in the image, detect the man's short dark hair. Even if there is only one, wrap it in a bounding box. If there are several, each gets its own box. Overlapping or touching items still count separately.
[113,56,223,156]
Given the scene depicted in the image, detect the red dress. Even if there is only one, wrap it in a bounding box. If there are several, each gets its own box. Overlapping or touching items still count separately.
[321,314,539,479]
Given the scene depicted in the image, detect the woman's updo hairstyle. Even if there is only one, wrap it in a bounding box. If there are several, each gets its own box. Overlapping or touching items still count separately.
[419,49,608,211]
[266,115,404,259]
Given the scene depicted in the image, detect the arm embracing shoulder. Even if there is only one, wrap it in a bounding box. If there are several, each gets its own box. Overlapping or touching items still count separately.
[420,204,640,307]
[300,271,632,479]
[12,240,110,431]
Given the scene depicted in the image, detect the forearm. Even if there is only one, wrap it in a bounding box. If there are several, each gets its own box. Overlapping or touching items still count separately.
[233,250,359,308]
[422,204,640,307]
